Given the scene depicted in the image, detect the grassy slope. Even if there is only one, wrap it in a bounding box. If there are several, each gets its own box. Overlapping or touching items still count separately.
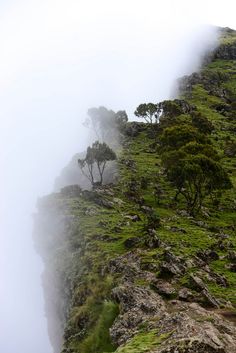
[40,31,236,353]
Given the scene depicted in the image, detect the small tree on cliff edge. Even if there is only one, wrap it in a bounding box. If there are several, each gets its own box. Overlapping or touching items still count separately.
[78,141,116,186]
[134,103,160,124]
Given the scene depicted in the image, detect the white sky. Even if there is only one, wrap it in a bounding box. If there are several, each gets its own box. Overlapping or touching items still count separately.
[0,1,235,353]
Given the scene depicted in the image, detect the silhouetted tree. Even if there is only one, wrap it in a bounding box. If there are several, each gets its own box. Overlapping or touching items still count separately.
[83,106,128,142]
[78,141,116,186]
[134,103,160,124]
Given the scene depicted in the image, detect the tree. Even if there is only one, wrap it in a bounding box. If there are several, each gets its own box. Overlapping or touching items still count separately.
[84,106,128,142]
[134,103,160,124]
[78,141,116,186]
[84,107,116,141]
[159,124,208,152]
[162,151,232,215]
[191,111,214,134]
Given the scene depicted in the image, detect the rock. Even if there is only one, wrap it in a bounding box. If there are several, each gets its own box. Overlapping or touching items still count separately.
[202,289,220,308]
[108,251,141,279]
[123,159,136,169]
[190,274,220,308]
[228,251,236,263]
[159,251,186,278]
[124,214,141,222]
[124,122,146,137]
[151,280,177,298]
[149,299,236,352]
[190,274,206,292]
[83,206,97,216]
[215,232,230,240]
[192,220,209,228]
[170,226,187,234]
[197,250,219,263]
[96,198,114,208]
[98,220,107,227]
[113,197,125,206]
[159,262,184,277]
[61,184,82,197]
[209,225,221,233]
[178,288,194,301]
[228,264,236,272]
[207,272,228,288]
[214,41,236,60]
[140,205,154,214]
[145,229,162,248]
[177,209,190,217]
[140,261,159,272]
[124,237,141,249]
[110,284,166,346]
[215,239,233,251]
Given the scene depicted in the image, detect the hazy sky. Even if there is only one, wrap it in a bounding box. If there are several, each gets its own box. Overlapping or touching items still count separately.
[0,1,235,353]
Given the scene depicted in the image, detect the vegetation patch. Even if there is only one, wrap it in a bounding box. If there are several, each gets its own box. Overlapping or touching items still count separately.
[114,330,170,353]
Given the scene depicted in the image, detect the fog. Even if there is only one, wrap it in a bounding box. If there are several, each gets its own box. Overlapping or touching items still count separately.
[0,1,234,352]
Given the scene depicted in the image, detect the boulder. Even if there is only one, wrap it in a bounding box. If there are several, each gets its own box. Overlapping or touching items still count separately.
[110,284,166,346]
[151,280,177,298]
[178,287,194,301]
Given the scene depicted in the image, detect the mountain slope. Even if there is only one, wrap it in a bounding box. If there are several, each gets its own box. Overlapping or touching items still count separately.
[34,27,236,353]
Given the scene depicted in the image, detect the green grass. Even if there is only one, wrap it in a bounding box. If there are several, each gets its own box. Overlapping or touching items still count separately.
[113,330,171,353]
[77,300,119,353]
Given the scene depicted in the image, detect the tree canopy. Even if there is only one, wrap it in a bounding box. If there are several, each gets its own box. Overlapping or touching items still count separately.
[84,106,128,143]
[134,103,160,124]
[78,141,116,187]
[159,110,232,215]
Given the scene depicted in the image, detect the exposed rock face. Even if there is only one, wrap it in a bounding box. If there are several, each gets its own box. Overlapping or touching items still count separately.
[106,250,236,352]
[214,42,236,60]
[109,280,236,352]
[111,285,166,345]
[151,302,236,353]
[178,71,230,100]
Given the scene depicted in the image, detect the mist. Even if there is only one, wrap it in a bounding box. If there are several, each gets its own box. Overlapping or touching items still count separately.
[0,0,233,352]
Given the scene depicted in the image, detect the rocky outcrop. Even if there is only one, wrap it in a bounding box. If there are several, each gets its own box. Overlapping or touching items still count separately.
[111,284,166,346]
[110,283,236,353]
[214,42,236,60]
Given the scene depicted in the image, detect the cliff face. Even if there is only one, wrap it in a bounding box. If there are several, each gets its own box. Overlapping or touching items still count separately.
[34,28,236,353]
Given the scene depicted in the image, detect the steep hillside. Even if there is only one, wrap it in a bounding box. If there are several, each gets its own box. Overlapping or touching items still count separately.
[34,28,236,353]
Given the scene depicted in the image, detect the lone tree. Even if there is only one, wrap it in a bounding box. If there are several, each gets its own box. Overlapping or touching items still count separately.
[78,141,116,186]
[134,103,160,124]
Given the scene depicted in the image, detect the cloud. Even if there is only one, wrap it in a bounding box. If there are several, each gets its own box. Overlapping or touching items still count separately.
[0,1,232,352]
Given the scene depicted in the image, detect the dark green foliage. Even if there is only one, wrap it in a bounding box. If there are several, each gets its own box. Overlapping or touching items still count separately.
[145,210,161,229]
[159,110,232,214]
[163,152,232,214]
[191,111,214,134]
[224,140,236,157]
[78,141,116,186]
[153,183,164,204]
[159,124,207,152]
[159,100,183,117]
[180,142,220,161]
[134,103,160,124]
